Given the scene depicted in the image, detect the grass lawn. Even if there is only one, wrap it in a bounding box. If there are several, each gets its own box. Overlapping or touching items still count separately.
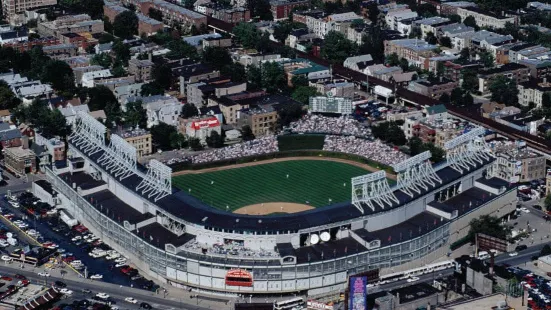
[172,160,373,211]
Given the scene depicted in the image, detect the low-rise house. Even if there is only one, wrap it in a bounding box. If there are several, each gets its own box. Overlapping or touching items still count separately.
[42,43,78,60]
[4,144,35,176]
[116,127,152,157]
[343,54,374,73]
[518,59,551,80]
[115,83,145,104]
[517,79,551,108]
[81,69,112,88]
[0,122,22,148]
[187,79,246,107]
[270,0,309,20]
[408,78,458,99]
[127,95,182,128]
[94,75,136,91]
[179,116,221,144]
[0,28,28,44]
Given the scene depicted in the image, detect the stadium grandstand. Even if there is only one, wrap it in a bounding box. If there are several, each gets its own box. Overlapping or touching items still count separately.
[34,111,516,297]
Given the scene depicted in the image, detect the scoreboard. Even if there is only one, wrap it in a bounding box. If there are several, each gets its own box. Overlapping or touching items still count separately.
[309,96,353,115]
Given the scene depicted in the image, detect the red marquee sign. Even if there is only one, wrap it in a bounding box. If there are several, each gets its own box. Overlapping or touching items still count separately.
[225,269,253,287]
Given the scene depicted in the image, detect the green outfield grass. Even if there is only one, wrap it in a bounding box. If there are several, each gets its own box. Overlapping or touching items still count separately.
[172,160,373,211]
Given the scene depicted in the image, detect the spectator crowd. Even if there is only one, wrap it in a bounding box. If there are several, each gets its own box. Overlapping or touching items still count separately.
[323,135,409,165]
[190,135,278,164]
[289,115,371,137]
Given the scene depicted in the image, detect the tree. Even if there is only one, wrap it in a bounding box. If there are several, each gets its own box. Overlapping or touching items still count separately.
[202,47,232,71]
[321,31,359,64]
[233,22,260,49]
[149,8,163,21]
[80,0,104,19]
[41,60,75,93]
[221,63,247,83]
[0,81,20,110]
[248,0,273,21]
[365,2,380,22]
[385,53,400,66]
[408,137,424,155]
[450,87,464,105]
[291,86,317,104]
[189,137,203,151]
[425,143,445,162]
[360,26,384,62]
[439,92,450,103]
[458,47,471,64]
[140,82,164,96]
[152,64,172,90]
[408,27,422,39]
[166,40,198,60]
[545,194,551,211]
[98,33,114,44]
[87,85,118,112]
[241,125,255,141]
[425,31,437,45]
[181,103,199,118]
[206,130,224,148]
[542,92,551,109]
[273,21,304,43]
[246,65,262,90]
[399,58,409,72]
[417,3,437,17]
[277,103,304,128]
[150,123,177,150]
[463,92,474,105]
[463,15,477,29]
[261,62,286,93]
[169,131,187,149]
[440,36,452,48]
[111,64,126,77]
[113,11,138,39]
[291,75,309,88]
[462,70,478,93]
[489,75,519,106]
[448,14,461,23]
[90,53,112,68]
[479,51,495,68]
[372,121,406,145]
[124,100,146,128]
[468,215,509,241]
[112,40,131,65]
[541,244,551,257]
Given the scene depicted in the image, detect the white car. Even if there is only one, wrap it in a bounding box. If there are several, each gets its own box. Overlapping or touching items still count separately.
[60,288,73,295]
[1,255,11,261]
[521,207,530,213]
[37,272,50,277]
[90,274,103,280]
[407,277,420,283]
[125,297,138,304]
[71,236,82,242]
[96,292,109,299]
[0,240,8,248]
[509,252,519,257]
[115,262,127,268]
[10,202,19,208]
[114,257,126,263]
[46,209,57,216]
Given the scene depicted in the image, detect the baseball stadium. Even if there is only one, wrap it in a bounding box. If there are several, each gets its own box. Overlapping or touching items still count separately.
[33,111,517,297]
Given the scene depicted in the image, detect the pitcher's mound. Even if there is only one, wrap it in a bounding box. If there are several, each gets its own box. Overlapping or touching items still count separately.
[233,202,314,215]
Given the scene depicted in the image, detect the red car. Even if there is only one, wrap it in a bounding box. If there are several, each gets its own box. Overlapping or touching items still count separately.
[1,276,13,281]
[14,274,25,280]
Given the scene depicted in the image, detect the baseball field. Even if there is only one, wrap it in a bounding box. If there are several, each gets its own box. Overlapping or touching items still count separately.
[172,159,374,213]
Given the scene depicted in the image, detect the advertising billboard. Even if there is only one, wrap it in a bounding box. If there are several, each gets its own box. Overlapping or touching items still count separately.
[348,276,367,310]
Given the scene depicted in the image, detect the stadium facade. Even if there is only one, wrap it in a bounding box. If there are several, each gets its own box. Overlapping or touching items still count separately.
[34,112,516,296]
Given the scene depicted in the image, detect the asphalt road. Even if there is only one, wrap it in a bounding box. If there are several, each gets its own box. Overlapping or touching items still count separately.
[0,264,220,310]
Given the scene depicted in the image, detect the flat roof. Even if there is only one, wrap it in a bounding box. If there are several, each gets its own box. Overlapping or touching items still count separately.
[58,172,105,190]
[84,190,154,225]
[133,222,195,248]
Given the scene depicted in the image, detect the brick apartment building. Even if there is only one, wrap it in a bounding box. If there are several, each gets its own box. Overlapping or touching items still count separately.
[121,0,207,28]
[270,0,310,19]
[456,6,518,29]
[42,43,78,60]
[2,0,56,25]
[128,58,154,82]
[477,63,530,94]
[384,39,438,68]
[104,3,163,35]
[59,33,90,49]
[3,36,59,52]
[37,14,104,39]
